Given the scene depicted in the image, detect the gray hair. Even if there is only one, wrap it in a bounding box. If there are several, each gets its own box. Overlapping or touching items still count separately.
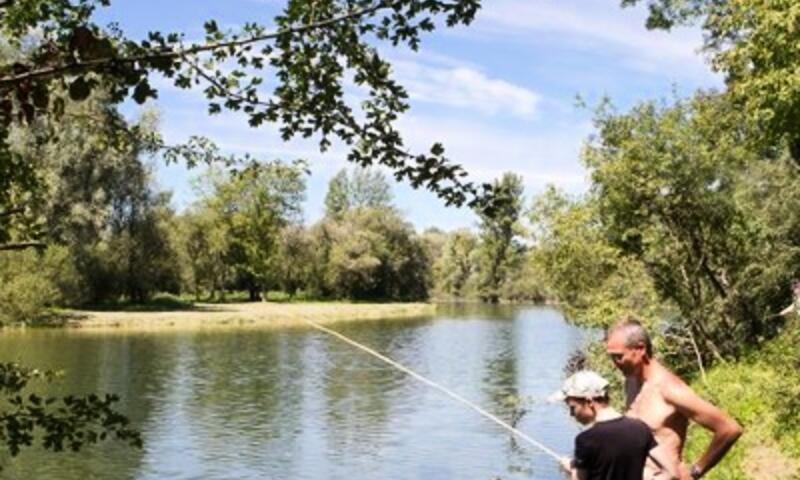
[608,316,653,357]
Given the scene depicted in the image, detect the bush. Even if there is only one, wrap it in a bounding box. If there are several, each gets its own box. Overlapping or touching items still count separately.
[264,290,292,302]
[0,249,59,324]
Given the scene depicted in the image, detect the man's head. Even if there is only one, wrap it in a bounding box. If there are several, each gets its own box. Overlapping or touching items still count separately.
[553,370,610,425]
[606,316,652,376]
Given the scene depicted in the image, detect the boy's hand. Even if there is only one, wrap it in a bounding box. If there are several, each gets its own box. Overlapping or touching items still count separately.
[559,456,574,473]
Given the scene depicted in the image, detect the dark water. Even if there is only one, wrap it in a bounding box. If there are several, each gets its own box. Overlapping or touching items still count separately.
[0,305,591,479]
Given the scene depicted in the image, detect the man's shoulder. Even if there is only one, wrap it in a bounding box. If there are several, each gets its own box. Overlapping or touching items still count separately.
[651,363,692,395]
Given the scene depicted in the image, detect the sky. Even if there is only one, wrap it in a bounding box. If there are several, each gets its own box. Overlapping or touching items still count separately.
[96,0,722,231]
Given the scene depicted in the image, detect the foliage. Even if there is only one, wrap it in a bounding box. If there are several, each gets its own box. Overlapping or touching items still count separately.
[0,250,58,325]
[318,207,430,301]
[274,225,316,298]
[622,0,800,162]
[193,161,308,300]
[176,204,233,301]
[680,322,800,479]
[425,227,463,299]
[324,167,393,218]
[474,173,525,303]
[584,92,800,360]
[0,0,501,246]
[0,361,141,463]
[498,250,547,303]
[0,246,85,324]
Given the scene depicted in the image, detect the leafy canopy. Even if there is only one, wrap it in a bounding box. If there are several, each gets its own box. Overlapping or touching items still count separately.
[623,0,800,159]
[0,0,502,217]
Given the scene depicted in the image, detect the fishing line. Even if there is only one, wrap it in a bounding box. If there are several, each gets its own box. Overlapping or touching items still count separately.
[304,319,563,463]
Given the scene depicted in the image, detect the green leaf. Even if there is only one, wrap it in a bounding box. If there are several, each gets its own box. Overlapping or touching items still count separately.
[132,80,156,104]
[68,77,92,101]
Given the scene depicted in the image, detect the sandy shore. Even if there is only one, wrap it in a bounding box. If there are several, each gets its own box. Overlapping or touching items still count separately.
[62,302,436,332]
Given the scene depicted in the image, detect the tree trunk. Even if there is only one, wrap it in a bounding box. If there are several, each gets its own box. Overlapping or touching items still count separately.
[790,136,800,167]
[248,286,261,301]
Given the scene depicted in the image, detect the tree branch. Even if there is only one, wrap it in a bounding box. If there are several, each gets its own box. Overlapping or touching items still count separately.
[0,0,399,88]
[0,205,26,218]
[0,242,46,251]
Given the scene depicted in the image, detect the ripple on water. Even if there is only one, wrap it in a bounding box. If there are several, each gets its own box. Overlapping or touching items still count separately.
[0,306,589,479]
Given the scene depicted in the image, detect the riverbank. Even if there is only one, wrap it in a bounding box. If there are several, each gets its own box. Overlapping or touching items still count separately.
[682,320,800,480]
[55,302,436,332]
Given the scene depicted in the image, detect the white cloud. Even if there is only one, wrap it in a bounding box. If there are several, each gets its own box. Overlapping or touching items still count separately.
[472,0,717,81]
[392,59,541,118]
[397,113,591,190]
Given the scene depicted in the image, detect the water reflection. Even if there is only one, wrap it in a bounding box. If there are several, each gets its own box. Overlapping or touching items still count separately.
[0,305,589,479]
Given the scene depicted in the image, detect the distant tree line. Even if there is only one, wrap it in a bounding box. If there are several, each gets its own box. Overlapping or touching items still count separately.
[0,89,551,324]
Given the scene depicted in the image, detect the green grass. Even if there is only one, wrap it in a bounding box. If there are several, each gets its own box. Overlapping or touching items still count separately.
[82,293,195,312]
[682,322,800,479]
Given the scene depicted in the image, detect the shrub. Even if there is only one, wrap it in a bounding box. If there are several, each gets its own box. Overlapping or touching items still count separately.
[0,249,59,324]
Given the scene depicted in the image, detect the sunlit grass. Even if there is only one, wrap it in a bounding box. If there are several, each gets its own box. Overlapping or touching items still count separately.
[61,300,436,332]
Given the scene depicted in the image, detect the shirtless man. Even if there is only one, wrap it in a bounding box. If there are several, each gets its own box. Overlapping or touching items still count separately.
[606,318,742,479]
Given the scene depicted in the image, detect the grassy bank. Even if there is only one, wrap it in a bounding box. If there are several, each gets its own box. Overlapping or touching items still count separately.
[683,321,800,480]
[56,301,436,332]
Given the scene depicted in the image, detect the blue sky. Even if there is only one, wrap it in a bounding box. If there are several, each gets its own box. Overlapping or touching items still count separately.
[98,0,721,231]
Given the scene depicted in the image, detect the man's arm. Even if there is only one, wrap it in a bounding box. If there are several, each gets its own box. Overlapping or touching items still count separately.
[663,382,743,478]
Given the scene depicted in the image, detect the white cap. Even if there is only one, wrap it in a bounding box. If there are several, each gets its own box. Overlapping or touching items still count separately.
[548,370,609,402]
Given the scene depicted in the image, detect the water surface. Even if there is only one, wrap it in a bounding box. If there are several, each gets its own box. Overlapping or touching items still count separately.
[0,305,590,479]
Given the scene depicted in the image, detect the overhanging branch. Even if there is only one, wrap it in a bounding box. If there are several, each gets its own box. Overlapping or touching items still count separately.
[0,0,400,88]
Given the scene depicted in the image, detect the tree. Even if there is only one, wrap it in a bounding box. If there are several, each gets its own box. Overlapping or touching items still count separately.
[103,187,181,303]
[0,85,181,305]
[176,206,233,301]
[475,173,525,303]
[324,166,393,218]
[528,186,664,328]
[274,225,315,298]
[0,0,501,253]
[194,161,307,300]
[432,228,477,299]
[324,169,352,219]
[584,92,800,360]
[622,0,800,162]
[320,207,429,300]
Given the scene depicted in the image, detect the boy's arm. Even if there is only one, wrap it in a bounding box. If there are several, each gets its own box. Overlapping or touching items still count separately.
[559,457,588,480]
[559,457,589,480]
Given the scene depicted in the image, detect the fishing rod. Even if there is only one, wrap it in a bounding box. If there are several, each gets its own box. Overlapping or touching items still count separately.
[304,319,563,463]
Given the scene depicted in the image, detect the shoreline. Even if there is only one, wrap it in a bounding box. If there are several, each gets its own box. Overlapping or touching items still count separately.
[43,302,437,332]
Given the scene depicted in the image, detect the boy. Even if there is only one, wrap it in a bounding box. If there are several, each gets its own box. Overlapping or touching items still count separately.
[552,370,677,480]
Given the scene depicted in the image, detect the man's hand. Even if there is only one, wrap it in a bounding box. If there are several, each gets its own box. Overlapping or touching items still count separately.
[664,383,742,477]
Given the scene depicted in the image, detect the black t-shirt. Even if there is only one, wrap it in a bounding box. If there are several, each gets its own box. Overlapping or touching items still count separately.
[573,416,657,480]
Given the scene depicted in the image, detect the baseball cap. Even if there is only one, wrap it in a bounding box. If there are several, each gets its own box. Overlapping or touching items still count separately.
[548,370,609,402]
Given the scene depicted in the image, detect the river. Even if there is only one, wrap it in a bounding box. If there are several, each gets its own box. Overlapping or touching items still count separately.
[0,305,592,479]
